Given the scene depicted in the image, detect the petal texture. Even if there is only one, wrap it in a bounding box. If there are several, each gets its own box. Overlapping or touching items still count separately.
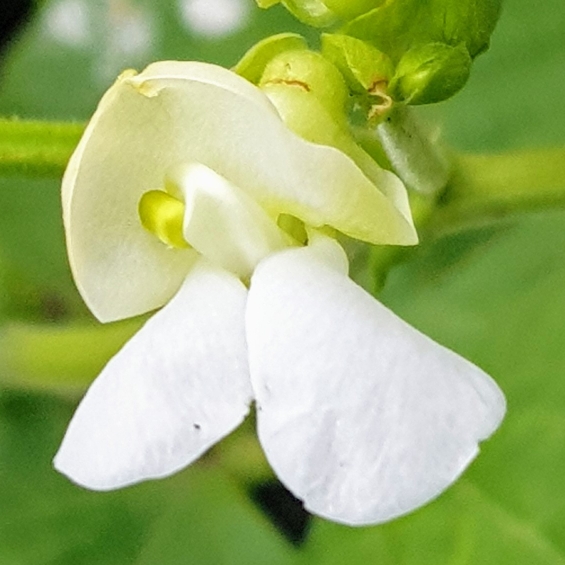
[247,242,506,526]
[54,260,252,491]
[63,61,415,321]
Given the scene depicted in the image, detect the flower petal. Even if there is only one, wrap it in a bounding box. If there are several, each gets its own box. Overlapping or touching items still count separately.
[176,163,289,279]
[54,260,252,491]
[247,241,506,526]
[64,61,415,321]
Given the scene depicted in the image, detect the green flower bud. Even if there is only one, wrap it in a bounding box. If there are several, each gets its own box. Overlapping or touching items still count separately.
[256,0,383,26]
[233,33,308,85]
[345,0,502,61]
[391,42,472,105]
[258,50,388,188]
[259,49,349,123]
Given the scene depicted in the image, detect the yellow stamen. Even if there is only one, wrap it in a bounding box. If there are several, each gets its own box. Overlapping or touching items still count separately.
[138,190,189,249]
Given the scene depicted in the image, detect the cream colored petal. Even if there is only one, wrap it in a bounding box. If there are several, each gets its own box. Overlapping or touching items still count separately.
[64,61,415,321]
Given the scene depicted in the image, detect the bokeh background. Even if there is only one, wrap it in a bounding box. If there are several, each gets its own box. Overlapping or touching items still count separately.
[0,0,564,563]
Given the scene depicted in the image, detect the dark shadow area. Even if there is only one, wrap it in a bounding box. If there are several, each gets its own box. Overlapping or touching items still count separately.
[0,0,35,58]
[250,480,313,547]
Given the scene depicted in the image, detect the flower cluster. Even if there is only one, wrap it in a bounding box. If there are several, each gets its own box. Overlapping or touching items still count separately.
[54,61,505,526]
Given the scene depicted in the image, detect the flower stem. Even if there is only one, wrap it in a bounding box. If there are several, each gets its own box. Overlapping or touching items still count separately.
[0,318,143,393]
[369,147,565,292]
[0,118,84,177]
[430,148,565,235]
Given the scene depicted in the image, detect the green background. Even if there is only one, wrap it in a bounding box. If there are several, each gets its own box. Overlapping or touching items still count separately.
[1,0,565,563]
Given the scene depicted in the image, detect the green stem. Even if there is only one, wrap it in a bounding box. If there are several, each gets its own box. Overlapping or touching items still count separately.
[430,148,565,235]
[369,147,565,292]
[0,318,143,393]
[0,118,84,177]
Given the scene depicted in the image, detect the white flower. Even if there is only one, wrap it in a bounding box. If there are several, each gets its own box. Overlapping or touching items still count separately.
[54,61,506,526]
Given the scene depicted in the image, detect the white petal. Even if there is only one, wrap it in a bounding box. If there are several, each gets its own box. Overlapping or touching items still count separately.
[247,242,506,526]
[54,260,252,491]
[64,61,415,322]
[176,163,289,279]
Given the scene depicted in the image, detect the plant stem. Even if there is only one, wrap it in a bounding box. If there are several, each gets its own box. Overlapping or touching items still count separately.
[0,118,84,177]
[370,147,565,291]
[0,318,143,393]
[430,148,565,235]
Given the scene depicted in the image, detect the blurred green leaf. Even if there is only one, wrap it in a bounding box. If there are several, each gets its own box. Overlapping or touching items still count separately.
[0,391,299,564]
[136,471,298,565]
[303,211,565,563]
[0,392,168,565]
[423,0,565,151]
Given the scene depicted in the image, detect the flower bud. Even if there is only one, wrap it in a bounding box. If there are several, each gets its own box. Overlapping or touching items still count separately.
[344,0,502,60]
[259,49,349,124]
[255,0,336,27]
[391,43,472,105]
[234,33,308,85]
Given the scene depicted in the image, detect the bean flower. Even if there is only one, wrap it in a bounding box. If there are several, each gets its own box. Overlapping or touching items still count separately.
[54,61,505,526]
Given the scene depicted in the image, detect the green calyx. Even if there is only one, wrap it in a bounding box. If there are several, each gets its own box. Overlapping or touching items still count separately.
[321,33,393,94]
[390,42,472,105]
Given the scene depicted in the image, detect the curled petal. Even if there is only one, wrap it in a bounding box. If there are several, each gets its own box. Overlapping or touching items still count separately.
[54,261,252,491]
[176,163,289,279]
[63,61,415,322]
[247,240,506,526]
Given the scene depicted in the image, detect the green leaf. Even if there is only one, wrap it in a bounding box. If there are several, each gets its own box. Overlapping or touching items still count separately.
[136,470,299,565]
[345,0,502,61]
[427,0,565,152]
[0,392,168,565]
[303,479,565,564]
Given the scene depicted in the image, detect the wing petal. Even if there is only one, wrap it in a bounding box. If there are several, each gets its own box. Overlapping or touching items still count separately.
[247,241,505,525]
[54,261,252,490]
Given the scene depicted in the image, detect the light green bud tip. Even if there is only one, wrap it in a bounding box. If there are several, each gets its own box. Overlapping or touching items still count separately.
[259,49,349,123]
[391,43,472,105]
[322,0,382,21]
[138,190,189,249]
[255,0,382,26]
